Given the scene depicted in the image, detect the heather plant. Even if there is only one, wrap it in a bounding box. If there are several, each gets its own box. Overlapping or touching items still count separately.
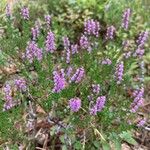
[0,0,149,149]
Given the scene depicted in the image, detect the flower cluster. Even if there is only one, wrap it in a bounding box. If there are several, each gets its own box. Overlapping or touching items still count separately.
[63,37,71,64]
[25,41,42,63]
[45,15,51,27]
[136,31,149,48]
[137,118,146,127]
[15,79,26,92]
[84,19,100,37]
[79,35,89,49]
[115,61,124,84]
[71,44,78,55]
[123,51,132,59]
[122,8,131,30]
[21,7,29,20]
[3,84,14,111]
[69,98,81,112]
[6,4,11,17]
[52,69,66,93]
[90,96,106,115]
[70,67,85,83]
[101,58,112,65]
[130,87,144,112]
[45,31,56,53]
[31,24,40,40]
[92,84,100,94]
[105,25,116,40]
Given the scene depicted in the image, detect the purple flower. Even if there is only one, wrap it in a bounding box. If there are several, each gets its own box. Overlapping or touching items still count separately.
[15,78,26,91]
[63,37,71,64]
[101,58,112,65]
[6,4,11,17]
[21,7,29,20]
[105,25,116,40]
[115,61,124,84]
[133,47,145,58]
[92,84,100,94]
[70,67,85,83]
[123,51,132,59]
[84,19,100,37]
[130,88,144,112]
[31,24,40,40]
[136,31,149,48]
[3,84,14,111]
[25,41,43,63]
[52,69,66,93]
[45,15,51,27]
[96,96,106,112]
[122,8,131,30]
[71,44,78,54]
[79,35,90,50]
[137,118,146,127]
[45,31,56,53]
[89,96,106,115]
[69,98,81,112]
[66,66,73,77]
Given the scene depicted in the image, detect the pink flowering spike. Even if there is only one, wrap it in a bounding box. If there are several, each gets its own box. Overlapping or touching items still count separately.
[15,78,27,92]
[137,118,146,127]
[96,96,106,112]
[71,44,78,55]
[66,66,73,77]
[130,88,144,112]
[105,25,116,40]
[31,24,40,41]
[92,84,100,94]
[133,47,145,58]
[63,36,71,64]
[115,61,124,84]
[89,105,97,115]
[45,31,56,53]
[102,58,112,65]
[84,19,100,37]
[70,67,85,83]
[21,7,29,20]
[69,98,81,112]
[25,41,43,63]
[3,84,14,111]
[136,31,149,48]
[6,4,11,18]
[122,8,131,30]
[52,70,66,93]
[79,35,89,50]
[45,15,51,28]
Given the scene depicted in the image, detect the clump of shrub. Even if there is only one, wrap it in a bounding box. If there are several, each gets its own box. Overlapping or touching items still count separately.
[0,1,149,149]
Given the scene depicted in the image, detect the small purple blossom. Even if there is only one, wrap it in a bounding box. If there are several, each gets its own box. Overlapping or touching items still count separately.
[133,47,145,58]
[31,24,40,40]
[45,31,56,53]
[70,67,85,83]
[45,15,51,27]
[69,98,81,112]
[3,84,14,111]
[15,78,26,91]
[25,41,43,63]
[105,25,116,40]
[6,4,11,17]
[79,35,89,50]
[84,19,100,37]
[115,61,124,84]
[71,44,78,54]
[137,118,146,127]
[123,51,132,59]
[21,7,29,20]
[130,87,144,112]
[122,8,131,30]
[63,37,71,64]
[136,31,149,48]
[52,69,66,93]
[66,66,73,77]
[92,84,100,94]
[101,58,112,65]
[89,105,97,115]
